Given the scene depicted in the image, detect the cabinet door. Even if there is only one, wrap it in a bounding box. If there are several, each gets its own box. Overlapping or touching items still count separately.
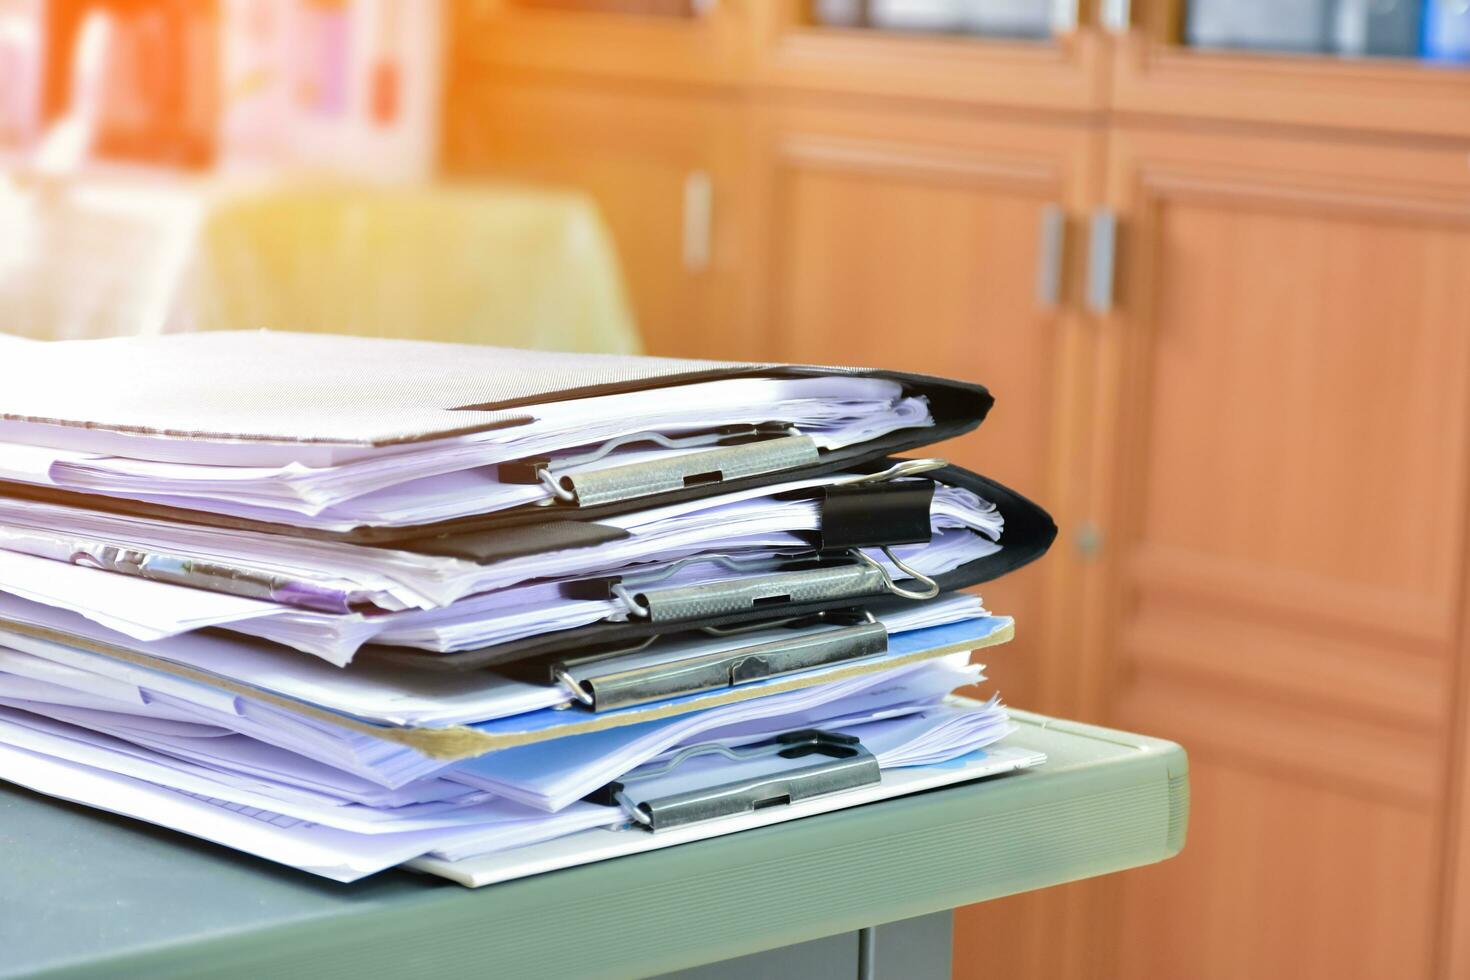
[761,104,1097,713]
[1090,126,1470,980]
[757,105,1102,978]
[442,83,762,359]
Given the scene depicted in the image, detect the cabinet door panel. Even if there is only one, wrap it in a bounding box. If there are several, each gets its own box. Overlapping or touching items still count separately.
[763,106,1096,714]
[442,83,761,359]
[775,158,1054,493]
[760,107,1103,978]
[1116,746,1440,980]
[1092,127,1470,980]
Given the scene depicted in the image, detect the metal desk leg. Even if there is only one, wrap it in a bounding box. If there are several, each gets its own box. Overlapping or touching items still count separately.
[656,911,953,980]
[869,911,953,978]
[859,926,878,980]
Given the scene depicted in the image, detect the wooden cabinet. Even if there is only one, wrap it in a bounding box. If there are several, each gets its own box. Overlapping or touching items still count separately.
[1109,6,1470,139]
[749,3,1109,113]
[449,0,751,86]
[1091,126,1470,980]
[443,5,1470,977]
[443,82,763,360]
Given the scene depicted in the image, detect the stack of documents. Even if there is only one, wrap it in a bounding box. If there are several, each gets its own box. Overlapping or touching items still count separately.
[0,331,1056,884]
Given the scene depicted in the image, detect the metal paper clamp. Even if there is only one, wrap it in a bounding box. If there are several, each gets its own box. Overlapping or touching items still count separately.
[613,549,938,622]
[500,424,818,508]
[550,613,887,712]
[590,729,881,831]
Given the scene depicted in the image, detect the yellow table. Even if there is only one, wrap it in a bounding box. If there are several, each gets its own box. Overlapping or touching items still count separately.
[0,175,641,354]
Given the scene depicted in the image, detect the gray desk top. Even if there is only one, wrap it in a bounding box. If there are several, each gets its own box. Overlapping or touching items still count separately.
[0,712,1187,980]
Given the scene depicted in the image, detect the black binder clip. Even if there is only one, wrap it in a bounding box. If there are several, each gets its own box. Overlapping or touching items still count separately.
[588,729,881,831]
[817,480,935,552]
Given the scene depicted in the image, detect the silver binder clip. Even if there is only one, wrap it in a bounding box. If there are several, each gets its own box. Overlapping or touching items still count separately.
[832,457,948,486]
[616,562,887,623]
[501,424,819,508]
[589,729,881,832]
[849,547,941,601]
[550,612,887,712]
[613,550,939,623]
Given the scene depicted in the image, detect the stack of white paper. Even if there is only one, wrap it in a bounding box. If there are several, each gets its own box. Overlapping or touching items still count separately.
[0,374,931,527]
[0,332,1055,884]
[0,479,1001,664]
[0,636,1019,881]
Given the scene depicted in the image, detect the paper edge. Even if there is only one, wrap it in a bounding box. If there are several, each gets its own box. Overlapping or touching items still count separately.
[407,742,1047,887]
[0,618,1014,759]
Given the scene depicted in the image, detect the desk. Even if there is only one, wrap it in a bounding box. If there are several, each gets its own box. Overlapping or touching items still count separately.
[0,712,1186,980]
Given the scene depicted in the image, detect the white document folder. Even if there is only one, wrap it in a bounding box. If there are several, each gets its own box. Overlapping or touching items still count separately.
[410,741,1046,888]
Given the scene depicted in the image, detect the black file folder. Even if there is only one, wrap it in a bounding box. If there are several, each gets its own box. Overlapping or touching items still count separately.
[0,332,1056,707]
[359,462,1055,674]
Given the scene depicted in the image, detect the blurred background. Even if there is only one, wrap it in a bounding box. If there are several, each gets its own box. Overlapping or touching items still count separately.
[3,1,1470,977]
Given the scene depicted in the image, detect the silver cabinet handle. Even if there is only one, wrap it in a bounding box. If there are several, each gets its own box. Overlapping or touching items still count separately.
[1101,0,1131,33]
[682,170,713,273]
[1086,208,1117,315]
[1035,204,1066,311]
